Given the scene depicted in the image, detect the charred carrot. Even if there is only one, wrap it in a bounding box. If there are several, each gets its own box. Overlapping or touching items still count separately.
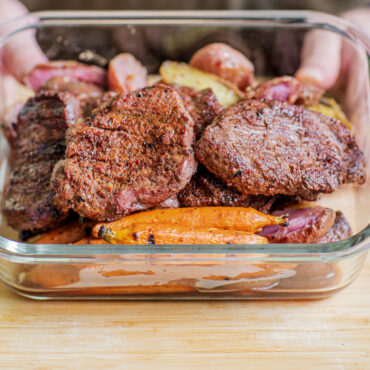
[93,207,288,239]
[36,221,95,245]
[102,223,268,245]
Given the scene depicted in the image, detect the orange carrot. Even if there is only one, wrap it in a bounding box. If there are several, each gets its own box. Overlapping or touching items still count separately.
[74,237,110,245]
[93,207,287,239]
[36,221,95,245]
[103,223,268,245]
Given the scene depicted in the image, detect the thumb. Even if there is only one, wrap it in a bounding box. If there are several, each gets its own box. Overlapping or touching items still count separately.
[295,29,342,90]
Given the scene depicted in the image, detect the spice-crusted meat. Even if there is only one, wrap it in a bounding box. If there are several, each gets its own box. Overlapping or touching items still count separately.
[2,91,82,232]
[245,76,323,106]
[259,206,336,243]
[195,99,366,200]
[52,84,197,221]
[176,86,223,138]
[177,166,297,212]
[42,76,104,115]
[155,195,180,209]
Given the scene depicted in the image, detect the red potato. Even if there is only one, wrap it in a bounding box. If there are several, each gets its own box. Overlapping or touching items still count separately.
[190,43,254,91]
[245,76,323,106]
[23,61,107,91]
[108,53,147,94]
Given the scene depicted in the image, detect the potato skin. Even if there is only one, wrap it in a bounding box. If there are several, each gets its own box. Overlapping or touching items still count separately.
[108,53,147,94]
[190,43,254,90]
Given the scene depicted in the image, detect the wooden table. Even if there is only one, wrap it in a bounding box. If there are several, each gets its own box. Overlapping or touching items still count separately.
[0,256,369,369]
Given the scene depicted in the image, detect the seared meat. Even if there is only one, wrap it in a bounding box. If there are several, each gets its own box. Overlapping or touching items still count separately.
[42,76,104,115]
[259,206,336,243]
[177,166,297,212]
[195,99,366,200]
[2,91,82,232]
[176,86,223,138]
[52,84,197,221]
[1,102,24,146]
[24,60,107,91]
[155,195,180,209]
[316,211,352,243]
[43,76,104,96]
[245,76,323,106]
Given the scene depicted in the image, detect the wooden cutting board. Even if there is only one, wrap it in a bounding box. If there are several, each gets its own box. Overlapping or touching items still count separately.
[0,255,368,369]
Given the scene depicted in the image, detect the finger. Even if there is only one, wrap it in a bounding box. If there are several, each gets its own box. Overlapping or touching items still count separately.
[295,29,342,90]
[0,0,48,82]
[344,8,370,36]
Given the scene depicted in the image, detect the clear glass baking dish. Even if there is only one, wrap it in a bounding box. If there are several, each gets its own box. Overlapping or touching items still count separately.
[0,10,369,300]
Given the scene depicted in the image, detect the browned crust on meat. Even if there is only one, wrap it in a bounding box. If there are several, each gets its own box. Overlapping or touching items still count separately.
[2,91,82,232]
[42,76,104,115]
[52,84,197,221]
[175,86,223,138]
[177,166,297,212]
[195,99,366,200]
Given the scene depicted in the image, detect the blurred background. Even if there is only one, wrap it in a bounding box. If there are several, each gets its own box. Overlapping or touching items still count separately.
[18,0,370,13]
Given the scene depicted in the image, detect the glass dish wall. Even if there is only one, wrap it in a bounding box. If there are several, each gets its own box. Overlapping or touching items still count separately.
[0,11,369,299]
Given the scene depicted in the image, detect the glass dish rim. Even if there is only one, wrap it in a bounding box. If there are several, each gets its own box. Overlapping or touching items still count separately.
[0,9,369,262]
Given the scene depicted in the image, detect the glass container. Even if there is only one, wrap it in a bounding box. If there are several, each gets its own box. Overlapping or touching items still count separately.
[0,10,369,299]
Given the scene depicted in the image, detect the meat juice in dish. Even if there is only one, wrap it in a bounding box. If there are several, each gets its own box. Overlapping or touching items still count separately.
[0,44,367,295]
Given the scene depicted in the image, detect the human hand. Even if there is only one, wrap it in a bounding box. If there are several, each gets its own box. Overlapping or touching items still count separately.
[0,0,47,81]
[0,0,47,112]
[295,8,370,90]
[295,8,370,125]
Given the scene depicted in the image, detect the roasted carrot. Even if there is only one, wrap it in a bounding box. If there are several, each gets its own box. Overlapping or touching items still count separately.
[93,207,287,239]
[36,221,95,244]
[102,223,268,245]
[74,237,110,245]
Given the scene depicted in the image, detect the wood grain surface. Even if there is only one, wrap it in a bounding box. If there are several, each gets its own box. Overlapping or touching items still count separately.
[0,255,368,369]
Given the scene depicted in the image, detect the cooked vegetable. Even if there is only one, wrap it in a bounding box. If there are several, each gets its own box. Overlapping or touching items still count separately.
[74,237,109,245]
[36,221,94,244]
[102,223,268,245]
[189,43,254,90]
[93,207,288,239]
[108,53,147,94]
[307,97,352,130]
[160,61,243,107]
